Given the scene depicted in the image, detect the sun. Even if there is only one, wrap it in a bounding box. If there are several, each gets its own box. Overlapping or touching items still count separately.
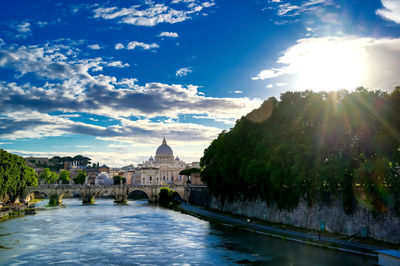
[289,37,367,91]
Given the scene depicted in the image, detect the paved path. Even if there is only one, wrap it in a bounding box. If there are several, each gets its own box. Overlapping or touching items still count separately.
[179,203,386,257]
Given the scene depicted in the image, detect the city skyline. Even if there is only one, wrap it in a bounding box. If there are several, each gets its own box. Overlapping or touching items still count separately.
[1,0,400,166]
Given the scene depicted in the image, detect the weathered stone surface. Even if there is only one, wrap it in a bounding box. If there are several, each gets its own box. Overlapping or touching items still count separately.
[209,196,400,244]
[24,184,205,205]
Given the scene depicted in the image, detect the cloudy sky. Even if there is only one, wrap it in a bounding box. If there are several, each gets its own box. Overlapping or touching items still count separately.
[1,0,399,167]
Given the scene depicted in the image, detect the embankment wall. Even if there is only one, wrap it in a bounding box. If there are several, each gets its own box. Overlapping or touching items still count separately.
[188,190,400,243]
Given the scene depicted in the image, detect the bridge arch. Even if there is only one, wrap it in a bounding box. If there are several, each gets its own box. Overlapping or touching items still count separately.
[127,189,150,200]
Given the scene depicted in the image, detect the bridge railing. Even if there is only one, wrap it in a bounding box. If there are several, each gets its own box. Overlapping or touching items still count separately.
[28,184,207,189]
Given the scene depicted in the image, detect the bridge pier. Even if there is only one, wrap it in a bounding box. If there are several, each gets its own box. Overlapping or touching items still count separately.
[114,194,127,204]
[82,194,95,204]
[49,194,63,205]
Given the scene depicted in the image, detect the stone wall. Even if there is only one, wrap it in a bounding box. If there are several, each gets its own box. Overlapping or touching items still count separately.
[188,189,210,207]
[208,196,400,244]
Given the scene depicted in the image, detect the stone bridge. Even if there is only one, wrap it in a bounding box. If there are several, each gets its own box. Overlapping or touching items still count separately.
[24,184,207,205]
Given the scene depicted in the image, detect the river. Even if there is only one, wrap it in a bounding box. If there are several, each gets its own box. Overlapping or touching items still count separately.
[0,198,376,265]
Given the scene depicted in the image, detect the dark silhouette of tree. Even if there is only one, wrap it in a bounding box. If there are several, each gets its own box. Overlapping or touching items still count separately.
[201,88,400,214]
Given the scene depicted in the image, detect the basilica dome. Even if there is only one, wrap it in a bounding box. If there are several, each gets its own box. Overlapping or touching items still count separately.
[156,137,173,156]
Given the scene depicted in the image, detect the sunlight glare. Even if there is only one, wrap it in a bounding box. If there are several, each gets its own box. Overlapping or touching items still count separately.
[290,38,367,91]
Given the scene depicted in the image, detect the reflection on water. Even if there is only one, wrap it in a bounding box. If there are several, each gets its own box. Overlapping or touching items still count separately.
[0,199,376,265]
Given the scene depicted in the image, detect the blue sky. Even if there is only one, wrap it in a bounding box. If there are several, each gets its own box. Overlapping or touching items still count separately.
[1,0,400,166]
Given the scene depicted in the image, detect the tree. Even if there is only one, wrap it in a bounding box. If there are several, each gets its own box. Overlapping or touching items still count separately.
[74,170,86,184]
[59,170,70,184]
[0,149,38,203]
[113,175,126,185]
[73,155,91,166]
[179,168,201,176]
[39,168,58,184]
[200,88,400,213]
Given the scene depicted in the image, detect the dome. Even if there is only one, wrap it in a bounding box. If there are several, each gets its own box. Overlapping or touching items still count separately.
[156,137,173,156]
[175,156,180,161]
[149,156,154,162]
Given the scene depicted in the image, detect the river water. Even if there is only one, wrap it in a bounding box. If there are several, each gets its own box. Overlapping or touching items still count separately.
[0,198,376,265]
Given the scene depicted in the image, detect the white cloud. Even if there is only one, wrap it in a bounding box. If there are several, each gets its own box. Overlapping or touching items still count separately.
[268,0,338,25]
[376,0,400,24]
[0,38,260,166]
[87,44,102,50]
[275,83,286,87]
[0,39,262,168]
[9,21,32,38]
[36,21,48,27]
[266,84,273,88]
[92,1,214,27]
[171,0,196,3]
[176,67,192,77]
[158,31,179,38]
[252,36,400,91]
[107,61,130,68]
[233,90,243,94]
[127,41,159,50]
[16,21,31,33]
[252,69,286,80]
[115,43,125,50]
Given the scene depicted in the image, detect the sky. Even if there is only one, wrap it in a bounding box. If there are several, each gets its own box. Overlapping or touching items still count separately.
[1,0,400,167]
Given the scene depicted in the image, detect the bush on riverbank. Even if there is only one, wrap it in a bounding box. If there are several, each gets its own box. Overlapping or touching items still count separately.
[200,88,400,215]
[158,187,180,207]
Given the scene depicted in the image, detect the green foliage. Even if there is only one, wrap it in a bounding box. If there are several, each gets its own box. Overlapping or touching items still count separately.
[158,187,179,206]
[30,155,91,171]
[74,170,86,184]
[39,168,58,184]
[59,170,70,184]
[0,149,38,202]
[113,175,126,185]
[200,89,400,214]
[179,168,201,175]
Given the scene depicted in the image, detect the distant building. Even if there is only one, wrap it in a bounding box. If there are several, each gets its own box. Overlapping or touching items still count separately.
[189,172,203,186]
[25,157,49,167]
[191,162,200,168]
[122,170,134,185]
[98,164,110,173]
[95,172,114,185]
[135,138,188,185]
[86,168,99,185]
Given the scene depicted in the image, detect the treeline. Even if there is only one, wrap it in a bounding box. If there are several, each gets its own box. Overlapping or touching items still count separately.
[200,87,400,215]
[28,155,92,171]
[38,168,87,185]
[0,149,38,203]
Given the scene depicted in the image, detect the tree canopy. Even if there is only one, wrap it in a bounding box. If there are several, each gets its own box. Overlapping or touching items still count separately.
[59,170,70,184]
[113,175,126,185]
[74,171,87,185]
[179,168,201,176]
[200,87,400,215]
[39,168,58,184]
[0,149,38,202]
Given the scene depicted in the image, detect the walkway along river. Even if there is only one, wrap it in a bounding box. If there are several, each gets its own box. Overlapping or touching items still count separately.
[0,198,376,265]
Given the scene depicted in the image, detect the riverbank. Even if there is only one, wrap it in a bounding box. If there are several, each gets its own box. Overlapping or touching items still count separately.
[177,202,398,258]
[0,199,42,222]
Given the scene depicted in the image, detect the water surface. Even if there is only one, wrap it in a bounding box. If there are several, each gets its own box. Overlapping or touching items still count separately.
[0,199,376,265]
